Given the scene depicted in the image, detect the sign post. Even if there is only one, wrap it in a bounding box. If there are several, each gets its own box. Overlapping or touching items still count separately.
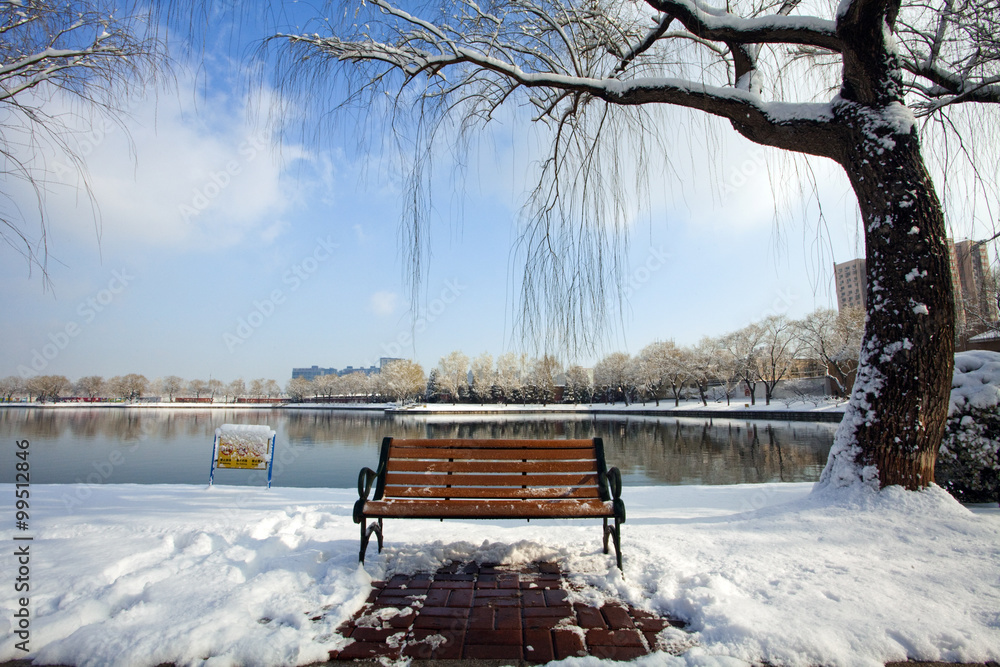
[209,424,277,488]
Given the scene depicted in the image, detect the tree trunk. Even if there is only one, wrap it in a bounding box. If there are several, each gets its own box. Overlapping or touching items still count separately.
[821,102,954,490]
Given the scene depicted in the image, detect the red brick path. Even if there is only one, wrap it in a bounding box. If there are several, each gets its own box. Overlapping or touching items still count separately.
[328,562,687,663]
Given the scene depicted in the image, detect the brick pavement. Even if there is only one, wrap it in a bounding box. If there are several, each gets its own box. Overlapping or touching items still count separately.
[327,561,688,663]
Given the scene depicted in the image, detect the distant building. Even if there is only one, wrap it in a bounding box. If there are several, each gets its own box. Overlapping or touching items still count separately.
[834,258,866,312]
[292,366,338,381]
[954,239,997,328]
[836,238,996,336]
[292,358,408,380]
[339,365,379,377]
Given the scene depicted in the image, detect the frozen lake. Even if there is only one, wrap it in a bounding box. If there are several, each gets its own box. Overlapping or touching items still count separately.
[0,407,836,487]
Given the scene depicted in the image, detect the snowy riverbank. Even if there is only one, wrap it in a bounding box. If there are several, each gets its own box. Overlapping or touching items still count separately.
[2,482,997,666]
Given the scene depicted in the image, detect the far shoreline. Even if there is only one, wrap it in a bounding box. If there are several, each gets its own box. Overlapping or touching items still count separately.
[0,400,846,422]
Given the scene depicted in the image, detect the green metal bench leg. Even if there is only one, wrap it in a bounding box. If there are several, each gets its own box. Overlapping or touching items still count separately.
[359,518,383,564]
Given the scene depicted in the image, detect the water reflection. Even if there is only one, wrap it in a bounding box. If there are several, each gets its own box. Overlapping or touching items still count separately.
[0,408,834,487]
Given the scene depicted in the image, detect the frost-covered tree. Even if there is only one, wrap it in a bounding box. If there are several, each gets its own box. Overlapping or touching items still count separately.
[436,350,470,403]
[285,377,313,402]
[531,354,561,405]
[187,379,208,398]
[379,359,426,402]
[470,352,495,404]
[565,364,592,404]
[341,371,372,401]
[267,0,1000,489]
[312,373,339,399]
[495,351,526,403]
[594,352,632,404]
[687,338,720,406]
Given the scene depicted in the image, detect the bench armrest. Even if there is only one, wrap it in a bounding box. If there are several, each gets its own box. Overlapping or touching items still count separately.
[607,466,626,522]
[354,465,382,524]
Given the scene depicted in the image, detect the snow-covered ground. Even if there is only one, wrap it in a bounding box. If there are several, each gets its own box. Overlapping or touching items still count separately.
[2,482,997,667]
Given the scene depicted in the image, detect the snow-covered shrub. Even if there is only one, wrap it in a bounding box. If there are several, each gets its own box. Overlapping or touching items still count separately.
[938,350,1000,503]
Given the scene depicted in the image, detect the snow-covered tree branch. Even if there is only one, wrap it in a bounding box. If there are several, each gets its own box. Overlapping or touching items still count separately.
[0,0,164,280]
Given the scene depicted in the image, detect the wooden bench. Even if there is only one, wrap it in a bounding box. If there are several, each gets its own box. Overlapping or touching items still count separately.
[353,437,626,570]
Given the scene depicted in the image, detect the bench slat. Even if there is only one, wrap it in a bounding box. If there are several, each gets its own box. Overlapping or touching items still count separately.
[363,498,614,519]
[386,459,598,474]
[383,485,601,499]
[389,438,594,449]
[387,445,597,461]
[385,472,599,487]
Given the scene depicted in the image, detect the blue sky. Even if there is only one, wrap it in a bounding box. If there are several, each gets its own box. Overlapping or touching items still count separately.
[0,6,993,386]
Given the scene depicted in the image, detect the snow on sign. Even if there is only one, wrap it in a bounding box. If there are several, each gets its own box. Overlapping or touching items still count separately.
[210,424,277,488]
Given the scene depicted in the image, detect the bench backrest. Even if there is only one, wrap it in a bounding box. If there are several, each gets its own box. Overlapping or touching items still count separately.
[373,437,613,502]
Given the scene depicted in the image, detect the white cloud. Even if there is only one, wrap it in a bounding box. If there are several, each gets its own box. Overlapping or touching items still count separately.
[6,67,316,255]
[369,291,400,317]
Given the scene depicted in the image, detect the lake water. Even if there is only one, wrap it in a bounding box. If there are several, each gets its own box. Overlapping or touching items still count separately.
[0,408,837,487]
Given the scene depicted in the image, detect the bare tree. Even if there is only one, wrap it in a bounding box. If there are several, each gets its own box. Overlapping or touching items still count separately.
[723,324,766,405]
[264,379,281,398]
[187,379,208,399]
[208,378,223,400]
[756,315,803,406]
[75,374,104,399]
[248,378,267,399]
[261,0,1000,488]
[161,375,184,401]
[797,307,865,397]
[25,374,67,401]
[1,0,166,279]
[107,373,147,401]
[0,375,24,401]
[226,378,245,403]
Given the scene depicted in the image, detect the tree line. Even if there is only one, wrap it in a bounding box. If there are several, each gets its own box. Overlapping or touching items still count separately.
[1,307,862,406]
[0,375,283,403]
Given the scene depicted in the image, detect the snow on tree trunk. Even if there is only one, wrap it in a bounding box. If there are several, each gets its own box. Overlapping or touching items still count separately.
[820,101,954,491]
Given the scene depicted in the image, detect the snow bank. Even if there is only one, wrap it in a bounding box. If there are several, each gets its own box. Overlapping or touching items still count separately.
[2,483,997,666]
[950,350,1000,414]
